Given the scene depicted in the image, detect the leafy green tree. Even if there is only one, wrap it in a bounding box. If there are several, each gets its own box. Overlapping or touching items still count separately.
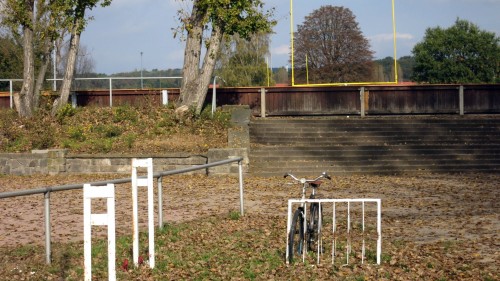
[293,5,373,84]
[51,0,112,115]
[371,56,406,83]
[412,19,500,83]
[215,32,273,87]
[273,67,289,85]
[175,0,275,115]
[398,56,415,82]
[1,0,111,117]
[0,34,23,89]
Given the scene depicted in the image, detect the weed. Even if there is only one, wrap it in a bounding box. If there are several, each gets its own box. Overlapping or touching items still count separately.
[90,138,113,153]
[381,253,392,263]
[56,104,76,123]
[68,126,86,141]
[124,133,136,148]
[354,275,365,281]
[112,106,138,123]
[442,240,455,252]
[228,210,241,220]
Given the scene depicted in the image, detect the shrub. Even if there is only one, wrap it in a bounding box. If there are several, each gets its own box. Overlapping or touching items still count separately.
[56,104,76,123]
[112,106,138,123]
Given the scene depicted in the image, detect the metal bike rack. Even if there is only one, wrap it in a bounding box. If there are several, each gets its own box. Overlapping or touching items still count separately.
[286,198,382,265]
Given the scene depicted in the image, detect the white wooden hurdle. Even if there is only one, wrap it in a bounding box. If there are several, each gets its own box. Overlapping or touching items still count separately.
[83,184,116,281]
[286,198,382,265]
[131,158,155,268]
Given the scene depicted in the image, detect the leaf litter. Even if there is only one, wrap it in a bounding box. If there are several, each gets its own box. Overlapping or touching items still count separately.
[0,173,498,280]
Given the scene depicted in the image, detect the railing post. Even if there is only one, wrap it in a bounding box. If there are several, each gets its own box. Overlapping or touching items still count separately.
[238,160,245,216]
[109,78,113,107]
[44,190,52,264]
[260,88,266,118]
[158,176,163,228]
[459,85,464,116]
[9,80,13,109]
[360,87,365,117]
[212,77,217,117]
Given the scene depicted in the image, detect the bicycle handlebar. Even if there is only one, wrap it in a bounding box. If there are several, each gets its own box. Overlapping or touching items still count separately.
[284,171,332,183]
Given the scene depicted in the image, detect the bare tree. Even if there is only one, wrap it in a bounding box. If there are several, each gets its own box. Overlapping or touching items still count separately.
[293,5,373,84]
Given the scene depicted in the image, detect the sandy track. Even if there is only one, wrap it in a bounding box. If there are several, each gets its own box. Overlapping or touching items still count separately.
[0,173,498,266]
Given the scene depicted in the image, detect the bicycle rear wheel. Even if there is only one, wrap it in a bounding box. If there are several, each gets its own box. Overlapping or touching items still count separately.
[288,208,304,263]
[308,203,322,252]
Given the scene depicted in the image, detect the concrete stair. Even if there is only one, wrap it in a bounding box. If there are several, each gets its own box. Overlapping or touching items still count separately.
[249,116,500,176]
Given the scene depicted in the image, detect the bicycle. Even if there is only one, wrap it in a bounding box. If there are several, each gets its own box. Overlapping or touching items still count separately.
[285,171,331,263]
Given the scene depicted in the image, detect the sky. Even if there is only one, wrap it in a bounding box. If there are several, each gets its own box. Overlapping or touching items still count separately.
[81,0,500,75]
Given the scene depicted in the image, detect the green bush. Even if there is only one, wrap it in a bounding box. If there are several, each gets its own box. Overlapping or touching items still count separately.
[55,104,76,123]
[93,124,122,138]
[113,106,138,123]
[68,126,86,141]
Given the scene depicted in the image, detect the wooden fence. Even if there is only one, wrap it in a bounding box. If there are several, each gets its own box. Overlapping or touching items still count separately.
[1,84,499,116]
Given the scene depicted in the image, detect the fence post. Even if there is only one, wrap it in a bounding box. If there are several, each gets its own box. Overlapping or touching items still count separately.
[109,78,113,107]
[459,85,464,116]
[9,80,13,109]
[71,92,77,108]
[158,176,163,228]
[238,160,245,216]
[260,88,266,118]
[162,90,168,106]
[360,87,365,117]
[44,190,52,264]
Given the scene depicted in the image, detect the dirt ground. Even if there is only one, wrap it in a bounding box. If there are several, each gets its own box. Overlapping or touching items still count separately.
[0,172,498,275]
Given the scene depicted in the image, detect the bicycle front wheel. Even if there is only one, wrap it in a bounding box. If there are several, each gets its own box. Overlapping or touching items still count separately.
[288,208,304,263]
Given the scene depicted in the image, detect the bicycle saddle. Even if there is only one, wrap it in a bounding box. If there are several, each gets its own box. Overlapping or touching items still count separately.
[309,181,322,188]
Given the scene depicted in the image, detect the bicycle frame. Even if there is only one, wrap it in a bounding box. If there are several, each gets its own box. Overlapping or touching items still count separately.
[285,172,331,263]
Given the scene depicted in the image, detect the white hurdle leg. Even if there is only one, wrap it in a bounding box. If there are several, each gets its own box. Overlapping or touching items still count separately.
[83,184,116,281]
[131,158,155,268]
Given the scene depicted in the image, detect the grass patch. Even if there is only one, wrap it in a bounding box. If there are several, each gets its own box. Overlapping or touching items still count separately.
[0,212,497,280]
[0,104,230,154]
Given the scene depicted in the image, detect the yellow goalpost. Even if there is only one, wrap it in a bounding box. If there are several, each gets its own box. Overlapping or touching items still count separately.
[289,0,398,86]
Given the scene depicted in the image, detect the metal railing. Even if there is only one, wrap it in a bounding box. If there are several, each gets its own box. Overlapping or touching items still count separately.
[0,157,245,264]
[0,76,182,108]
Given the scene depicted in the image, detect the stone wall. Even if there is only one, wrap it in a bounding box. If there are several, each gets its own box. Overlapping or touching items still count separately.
[66,153,208,174]
[0,152,48,175]
[0,149,248,176]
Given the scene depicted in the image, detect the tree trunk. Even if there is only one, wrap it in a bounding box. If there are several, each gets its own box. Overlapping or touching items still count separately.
[178,22,223,114]
[15,24,36,117]
[34,38,53,109]
[52,20,81,115]
[178,1,224,115]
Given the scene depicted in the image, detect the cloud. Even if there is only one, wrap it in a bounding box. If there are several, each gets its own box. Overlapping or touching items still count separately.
[369,33,414,42]
[271,44,290,55]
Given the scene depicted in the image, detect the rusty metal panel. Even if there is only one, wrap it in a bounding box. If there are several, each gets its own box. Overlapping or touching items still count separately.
[264,87,360,116]
[367,85,460,114]
[0,92,10,108]
[2,84,499,115]
[464,85,500,113]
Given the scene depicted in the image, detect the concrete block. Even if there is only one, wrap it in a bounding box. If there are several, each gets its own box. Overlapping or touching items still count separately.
[207,148,248,175]
[228,127,250,148]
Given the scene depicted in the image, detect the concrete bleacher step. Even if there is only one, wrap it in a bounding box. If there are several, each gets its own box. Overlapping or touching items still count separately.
[248,116,500,176]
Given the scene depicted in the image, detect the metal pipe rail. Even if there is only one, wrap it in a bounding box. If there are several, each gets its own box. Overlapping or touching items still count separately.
[0,157,245,264]
[1,77,182,108]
